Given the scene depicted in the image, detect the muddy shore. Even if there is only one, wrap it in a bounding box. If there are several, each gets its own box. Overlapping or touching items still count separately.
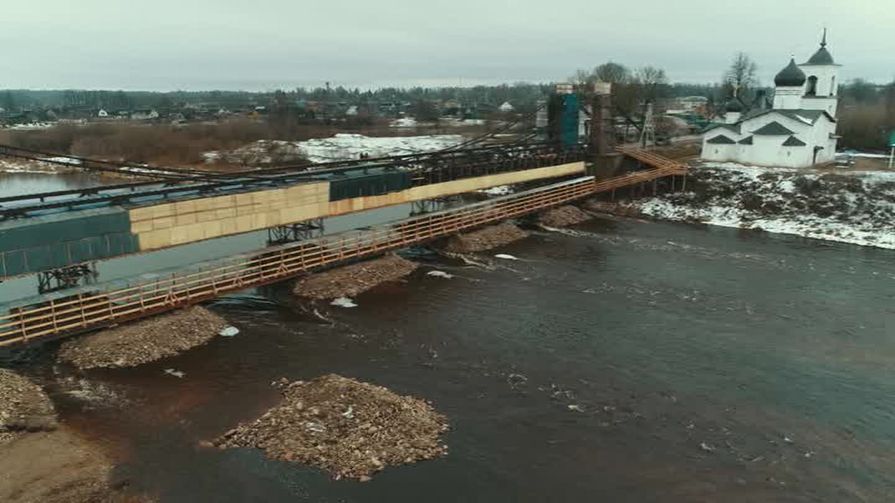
[58,306,229,370]
[0,369,140,502]
[213,374,449,480]
[293,254,418,300]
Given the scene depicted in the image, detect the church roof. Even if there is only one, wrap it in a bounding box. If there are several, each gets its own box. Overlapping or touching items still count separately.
[753,121,795,136]
[702,123,741,134]
[741,108,835,125]
[782,135,807,146]
[702,109,834,137]
[774,59,807,87]
[804,30,835,65]
[738,136,753,145]
[706,134,736,144]
[806,47,835,65]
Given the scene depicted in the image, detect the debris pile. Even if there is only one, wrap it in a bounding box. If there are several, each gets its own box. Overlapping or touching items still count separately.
[583,200,644,217]
[538,205,593,227]
[0,369,57,437]
[57,306,229,370]
[441,222,529,253]
[214,374,449,480]
[293,254,418,300]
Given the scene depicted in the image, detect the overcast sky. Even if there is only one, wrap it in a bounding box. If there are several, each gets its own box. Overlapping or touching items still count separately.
[1,0,892,91]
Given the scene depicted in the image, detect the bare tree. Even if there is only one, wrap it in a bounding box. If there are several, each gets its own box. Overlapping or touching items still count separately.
[723,52,758,99]
[633,66,668,102]
[594,62,630,84]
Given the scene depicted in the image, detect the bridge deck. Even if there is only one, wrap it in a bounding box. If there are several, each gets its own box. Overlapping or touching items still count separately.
[0,176,596,347]
[0,148,689,346]
[0,144,587,279]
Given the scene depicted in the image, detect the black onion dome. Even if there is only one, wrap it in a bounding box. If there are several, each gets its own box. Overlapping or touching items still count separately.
[725,99,744,112]
[774,59,806,87]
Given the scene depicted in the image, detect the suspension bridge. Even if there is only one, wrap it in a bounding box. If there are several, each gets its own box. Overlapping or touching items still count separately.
[0,100,689,347]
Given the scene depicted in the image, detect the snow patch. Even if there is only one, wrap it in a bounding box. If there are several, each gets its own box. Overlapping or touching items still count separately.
[206,133,464,165]
[480,185,513,196]
[330,297,358,308]
[638,163,895,250]
[219,326,240,337]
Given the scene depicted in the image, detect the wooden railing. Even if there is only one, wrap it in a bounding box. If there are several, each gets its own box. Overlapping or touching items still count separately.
[0,176,597,347]
[0,152,689,348]
[616,147,689,174]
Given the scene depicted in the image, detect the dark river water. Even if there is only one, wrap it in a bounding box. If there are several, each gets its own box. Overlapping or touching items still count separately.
[3,173,895,502]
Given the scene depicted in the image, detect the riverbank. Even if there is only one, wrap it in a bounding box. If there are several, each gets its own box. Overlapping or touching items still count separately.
[0,369,140,502]
[614,162,895,250]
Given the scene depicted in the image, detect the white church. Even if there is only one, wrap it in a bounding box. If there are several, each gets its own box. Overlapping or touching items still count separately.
[701,32,840,168]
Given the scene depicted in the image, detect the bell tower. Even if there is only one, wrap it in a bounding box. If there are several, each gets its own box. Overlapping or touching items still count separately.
[798,29,841,117]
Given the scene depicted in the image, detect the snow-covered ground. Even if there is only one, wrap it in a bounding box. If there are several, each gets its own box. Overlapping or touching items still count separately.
[637,162,895,249]
[389,117,486,128]
[0,158,60,174]
[206,133,464,165]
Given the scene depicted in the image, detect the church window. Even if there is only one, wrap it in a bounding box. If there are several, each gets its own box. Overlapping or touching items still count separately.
[830,76,836,96]
[806,76,818,96]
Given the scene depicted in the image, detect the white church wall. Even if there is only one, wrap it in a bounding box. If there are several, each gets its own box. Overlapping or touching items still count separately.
[701,142,737,162]
[804,117,838,164]
[799,65,838,97]
[773,87,804,109]
[758,137,813,168]
[800,97,838,116]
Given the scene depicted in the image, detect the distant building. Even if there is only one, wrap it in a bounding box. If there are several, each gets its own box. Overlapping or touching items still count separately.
[701,32,840,168]
[131,109,159,121]
[674,96,709,113]
[498,101,515,113]
[97,109,109,118]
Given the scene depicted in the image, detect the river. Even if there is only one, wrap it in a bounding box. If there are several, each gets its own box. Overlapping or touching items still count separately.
[4,172,895,502]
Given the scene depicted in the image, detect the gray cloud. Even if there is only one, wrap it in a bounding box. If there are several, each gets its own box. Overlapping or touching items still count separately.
[0,0,891,90]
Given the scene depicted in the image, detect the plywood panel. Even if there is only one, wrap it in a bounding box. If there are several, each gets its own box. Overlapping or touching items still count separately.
[138,229,172,250]
[152,216,175,230]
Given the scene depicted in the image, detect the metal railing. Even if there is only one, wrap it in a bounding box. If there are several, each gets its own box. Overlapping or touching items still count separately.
[0,142,588,219]
[0,176,597,347]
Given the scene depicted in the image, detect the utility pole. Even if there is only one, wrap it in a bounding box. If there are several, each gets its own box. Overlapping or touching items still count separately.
[639,101,656,148]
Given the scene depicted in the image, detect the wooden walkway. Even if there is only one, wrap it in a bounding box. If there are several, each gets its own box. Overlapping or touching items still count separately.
[0,149,688,347]
[0,177,596,347]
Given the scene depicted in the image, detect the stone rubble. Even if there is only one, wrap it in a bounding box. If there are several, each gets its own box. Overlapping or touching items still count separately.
[440,222,529,253]
[57,306,229,370]
[293,254,418,300]
[0,369,57,437]
[213,374,449,480]
[537,205,593,227]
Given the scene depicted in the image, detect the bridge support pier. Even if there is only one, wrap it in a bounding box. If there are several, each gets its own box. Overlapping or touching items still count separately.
[411,196,461,216]
[267,219,324,245]
[37,263,99,294]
